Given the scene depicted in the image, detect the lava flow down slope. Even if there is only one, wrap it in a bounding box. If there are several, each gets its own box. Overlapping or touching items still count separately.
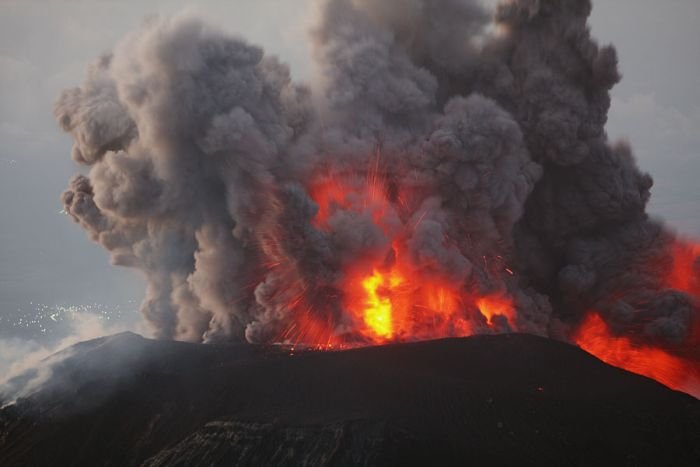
[53,0,700,399]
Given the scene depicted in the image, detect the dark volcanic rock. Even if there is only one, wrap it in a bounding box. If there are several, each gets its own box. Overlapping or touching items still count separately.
[1,333,699,466]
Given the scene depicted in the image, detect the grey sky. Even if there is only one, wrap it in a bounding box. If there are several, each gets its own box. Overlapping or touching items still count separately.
[0,0,698,341]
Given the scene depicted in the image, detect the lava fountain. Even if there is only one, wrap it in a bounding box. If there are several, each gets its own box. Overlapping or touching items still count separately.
[293,158,514,346]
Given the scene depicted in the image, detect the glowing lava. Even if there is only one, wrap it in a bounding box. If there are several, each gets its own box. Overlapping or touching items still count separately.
[572,238,700,399]
[282,166,700,401]
[359,269,403,339]
[298,158,529,346]
[476,295,515,326]
[575,313,700,398]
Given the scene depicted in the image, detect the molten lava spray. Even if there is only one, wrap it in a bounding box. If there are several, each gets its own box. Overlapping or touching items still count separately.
[359,269,400,339]
[56,0,699,397]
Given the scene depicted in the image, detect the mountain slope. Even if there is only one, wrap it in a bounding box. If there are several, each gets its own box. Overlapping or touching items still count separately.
[1,333,699,466]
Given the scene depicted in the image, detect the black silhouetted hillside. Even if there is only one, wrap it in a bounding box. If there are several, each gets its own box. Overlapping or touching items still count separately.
[1,332,699,466]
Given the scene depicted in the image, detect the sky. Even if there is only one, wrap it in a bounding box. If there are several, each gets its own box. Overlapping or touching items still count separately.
[0,0,698,345]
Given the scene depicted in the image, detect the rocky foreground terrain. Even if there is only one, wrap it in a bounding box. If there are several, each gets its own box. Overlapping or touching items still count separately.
[1,333,699,466]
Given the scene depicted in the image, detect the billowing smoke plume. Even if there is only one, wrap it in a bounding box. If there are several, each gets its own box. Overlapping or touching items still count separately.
[56,0,699,356]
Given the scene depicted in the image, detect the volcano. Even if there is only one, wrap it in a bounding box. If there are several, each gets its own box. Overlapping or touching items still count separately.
[22,0,700,463]
[1,333,699,466]
[53,0,700,398]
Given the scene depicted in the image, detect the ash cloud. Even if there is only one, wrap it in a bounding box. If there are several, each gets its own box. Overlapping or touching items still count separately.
[56,0,698,352]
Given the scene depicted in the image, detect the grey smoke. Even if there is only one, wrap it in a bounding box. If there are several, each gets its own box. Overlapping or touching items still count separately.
[56,0,698,352]
[0,311,138,403]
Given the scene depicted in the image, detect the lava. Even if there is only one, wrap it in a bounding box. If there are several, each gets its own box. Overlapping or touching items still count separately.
[55,0,700,402]
[575,313,700,398]
[309,161,477,344]
[476,295,515,327]
[302,161,521,345]
[360,269,403,339]
[291,165,700,404]
[343,258,473,344]
[572,238,700,399]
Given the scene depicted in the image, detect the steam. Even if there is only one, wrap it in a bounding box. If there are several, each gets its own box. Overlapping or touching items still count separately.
[0,311,140,402]
[55,0,698,353]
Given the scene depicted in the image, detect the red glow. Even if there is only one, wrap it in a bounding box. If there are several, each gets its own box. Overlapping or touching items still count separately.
[300,159,520,345]
[663,239,700,345]
[308,177,355,228]
[667,240,700,298]
[476,295,515,326]
[308,165,392,232]
[275,156,700,404]
[575,313,700,398]
[343,257,472,344]
[304,159,498,345]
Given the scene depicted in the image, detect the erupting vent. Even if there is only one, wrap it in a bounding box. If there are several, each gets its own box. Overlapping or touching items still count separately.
[285,162,515,345]
[56,0,700,398]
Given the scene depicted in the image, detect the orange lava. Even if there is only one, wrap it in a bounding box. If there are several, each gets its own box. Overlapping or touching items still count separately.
[305,161,516,345]
[278,161,700,395]
[575,313,700,398]
[476,295,516,326]
[344,258,472,344]
[360,269,402,339]
[281,163,700,403]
